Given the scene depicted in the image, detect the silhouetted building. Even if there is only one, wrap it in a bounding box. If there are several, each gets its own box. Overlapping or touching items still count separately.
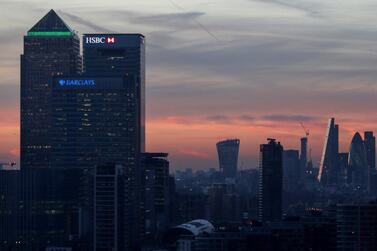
[20,10,81,250]
[348,132,368,190]
[302,211,337,251]
[364,131,376,192]
[0,169,19,250]
[21,9,81,170]
[337,202,377,250]
[94,163,124,251]
[19,168,82,250]
[83,33,145,250]
[140,153,170,245]
[207,182,240,223]
[283,150,300,192]
[216,139,240,179]
[259,139,283,222]
[338,152,349,186]
[364,131,376,171]
[300,137,308,180]
[318,118,339,186]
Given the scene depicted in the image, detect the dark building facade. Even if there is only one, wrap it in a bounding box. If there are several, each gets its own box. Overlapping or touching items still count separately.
[20,10,81,250]
[300,137,307,180]
[337,202,377,250]
[258,139,283,223]
[140,153,170,245]
[82,34,145,250]
[318,118,339,186]
[94,163,124,251]
[216,139,240,179]
[21,10,81,170]
[0,170,19,250]
[283,150,300,192]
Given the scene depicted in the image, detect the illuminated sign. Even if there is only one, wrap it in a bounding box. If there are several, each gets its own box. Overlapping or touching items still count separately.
[58,79,95,86]
[85,36,116,44]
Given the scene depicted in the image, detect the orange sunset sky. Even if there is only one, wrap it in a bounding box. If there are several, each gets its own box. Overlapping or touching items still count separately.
[1,1,377,170]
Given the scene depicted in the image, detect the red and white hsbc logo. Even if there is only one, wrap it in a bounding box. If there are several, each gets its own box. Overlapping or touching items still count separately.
[85,36,116,44]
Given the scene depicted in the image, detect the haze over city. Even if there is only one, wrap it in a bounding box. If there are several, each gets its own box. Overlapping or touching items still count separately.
[1,0,377,169]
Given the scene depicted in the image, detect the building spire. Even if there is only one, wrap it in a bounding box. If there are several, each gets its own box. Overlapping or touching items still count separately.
[28,9,73,35]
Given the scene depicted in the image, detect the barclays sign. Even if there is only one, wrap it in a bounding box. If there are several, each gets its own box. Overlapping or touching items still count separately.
[58,79,96,86]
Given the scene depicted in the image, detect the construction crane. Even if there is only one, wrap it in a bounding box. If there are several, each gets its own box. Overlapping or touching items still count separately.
[300,122,310,137]
[0,162,16,170]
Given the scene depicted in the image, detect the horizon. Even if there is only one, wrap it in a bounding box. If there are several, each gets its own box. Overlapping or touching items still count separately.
[1,1,377,170]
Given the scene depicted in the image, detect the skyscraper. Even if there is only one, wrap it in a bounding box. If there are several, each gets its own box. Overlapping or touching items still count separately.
[81,33,145,250]
[259,138,283,223]
[318,118,339,186]
[300,137,308,180]
[348,132,368,190]
[21,9,81,170]
[364,131,376,171]
[20,10,146,250]
[216,139,240,179]
[20,10,81,249]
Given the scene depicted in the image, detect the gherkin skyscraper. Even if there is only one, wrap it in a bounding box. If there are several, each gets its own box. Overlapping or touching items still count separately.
[348,132,368,190]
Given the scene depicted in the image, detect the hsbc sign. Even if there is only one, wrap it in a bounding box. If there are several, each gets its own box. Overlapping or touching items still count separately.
[85,36,116,44]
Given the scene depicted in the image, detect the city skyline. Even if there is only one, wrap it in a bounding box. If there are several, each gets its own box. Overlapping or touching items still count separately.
[2,1,377,170]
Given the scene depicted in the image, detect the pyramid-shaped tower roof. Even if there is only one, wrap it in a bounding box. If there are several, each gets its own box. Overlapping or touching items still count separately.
[28,9,74,36]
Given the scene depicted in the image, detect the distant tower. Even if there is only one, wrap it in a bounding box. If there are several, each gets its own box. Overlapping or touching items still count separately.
[216,139,240,178]
[348,132,368,190]
[258,139,283,222]
[364,132,376,170]
[365,132,376,193]
[318,118,339,185]
[300,137,308,179]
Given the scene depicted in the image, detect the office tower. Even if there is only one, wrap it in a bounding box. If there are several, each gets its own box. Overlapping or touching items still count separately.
[216,139,240,179]
[21,9,81,170]
[300,137,308,179]
[52,76,140,169]
[338,152,350,186]
[348,132,368,190]
[84,33,145,249]
[94,163,124,251]
[364,131,376,170]
[20,10,81,250]
[83,33,145,151]
[318,118,339,186]
[337,202,377,250]
[365,132,376,192]
[258,139,283,222]
[283,150,300,192]
[140,153,170,245]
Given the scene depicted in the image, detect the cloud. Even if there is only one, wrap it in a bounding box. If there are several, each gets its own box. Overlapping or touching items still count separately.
[205,115,232,123]
[251,0,323,18]
[238,115,255,121]
[130,12,205,28]
[58,11,115,33]
[262,114,318,122]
